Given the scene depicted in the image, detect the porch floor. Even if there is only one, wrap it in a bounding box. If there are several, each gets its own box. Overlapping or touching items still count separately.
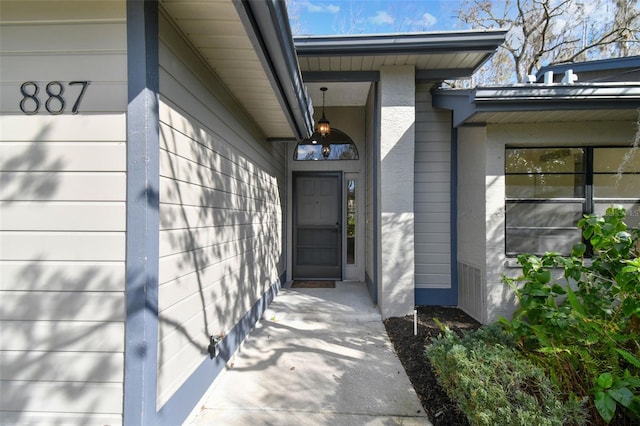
[185,281,430,425]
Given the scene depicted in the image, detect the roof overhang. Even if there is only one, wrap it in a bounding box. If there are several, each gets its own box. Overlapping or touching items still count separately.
[433,83,640,127]
[161,0,313,140]
[295,30,507,81]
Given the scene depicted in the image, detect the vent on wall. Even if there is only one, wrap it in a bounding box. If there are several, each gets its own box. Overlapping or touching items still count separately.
[457,262,483,320]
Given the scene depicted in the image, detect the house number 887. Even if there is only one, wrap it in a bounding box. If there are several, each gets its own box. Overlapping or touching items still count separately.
[19,81,90,115]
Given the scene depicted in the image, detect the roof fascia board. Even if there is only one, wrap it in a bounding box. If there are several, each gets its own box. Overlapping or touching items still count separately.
[294,30,507,56]
[235,0,314,139]
[432,89,476,127]
[433,84,640,127]
[302,71,380,82]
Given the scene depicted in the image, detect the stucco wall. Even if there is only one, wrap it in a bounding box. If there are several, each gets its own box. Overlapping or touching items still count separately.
[0,2,127,424]
[487,120,638,324]
[456,125,488,323]
[379,66,415,319]
[157,15,286,409]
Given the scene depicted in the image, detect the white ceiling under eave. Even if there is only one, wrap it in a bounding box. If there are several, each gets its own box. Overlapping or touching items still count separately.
[159,0,304,140]
[299,51,496,108]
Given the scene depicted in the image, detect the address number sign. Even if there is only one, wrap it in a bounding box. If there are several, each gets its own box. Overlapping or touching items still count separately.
[19,81,90,115]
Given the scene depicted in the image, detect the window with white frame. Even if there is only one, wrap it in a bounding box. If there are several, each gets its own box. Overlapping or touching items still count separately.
[505,146,640,256]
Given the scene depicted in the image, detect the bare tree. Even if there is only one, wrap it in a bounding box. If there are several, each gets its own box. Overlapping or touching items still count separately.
[458,0,640,84]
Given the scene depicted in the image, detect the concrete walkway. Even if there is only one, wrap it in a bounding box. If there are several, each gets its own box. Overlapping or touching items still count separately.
[185,282,431,425]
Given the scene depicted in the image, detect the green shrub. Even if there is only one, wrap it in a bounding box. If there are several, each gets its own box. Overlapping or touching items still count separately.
[426,324,587,426]
[501,206,640,424]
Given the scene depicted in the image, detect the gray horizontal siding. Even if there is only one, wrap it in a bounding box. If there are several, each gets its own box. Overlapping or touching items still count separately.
[0,3,127,424]
[414,84,452,289]
[156,16,286,409]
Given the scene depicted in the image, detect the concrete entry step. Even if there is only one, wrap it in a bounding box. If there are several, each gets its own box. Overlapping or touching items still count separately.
[265,281,382,322]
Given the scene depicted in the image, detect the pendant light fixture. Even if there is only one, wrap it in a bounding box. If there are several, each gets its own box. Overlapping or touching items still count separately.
[316,87,331,137]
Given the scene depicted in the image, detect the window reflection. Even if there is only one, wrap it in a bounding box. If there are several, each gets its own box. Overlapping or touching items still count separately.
[505,146,640,256]
[294,128,359,161]
[346,179,356,265]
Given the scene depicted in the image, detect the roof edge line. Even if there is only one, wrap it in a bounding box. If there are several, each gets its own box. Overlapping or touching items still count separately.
[294,29,508,56]
[235,0,314,139]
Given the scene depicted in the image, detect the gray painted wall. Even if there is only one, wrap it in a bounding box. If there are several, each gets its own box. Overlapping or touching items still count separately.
[156,13,288,408]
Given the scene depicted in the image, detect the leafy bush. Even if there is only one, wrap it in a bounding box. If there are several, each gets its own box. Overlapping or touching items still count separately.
[426,324,587,426]
[425,207,639,425]
[501,206,640,424]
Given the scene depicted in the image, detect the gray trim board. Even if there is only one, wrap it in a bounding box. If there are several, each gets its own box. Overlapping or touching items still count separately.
[155,274,284,425]
[124,0,160,425]
[371,81,380,305]
[450,125,459,306]
[235,0,314,139]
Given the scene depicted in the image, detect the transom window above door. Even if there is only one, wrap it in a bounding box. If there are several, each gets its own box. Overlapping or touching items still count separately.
[294,128,359,161]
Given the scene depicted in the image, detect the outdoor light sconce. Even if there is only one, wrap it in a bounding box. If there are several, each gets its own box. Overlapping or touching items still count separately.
[208,335,222,359]
[322,143,331,159]
[316,87,331,137]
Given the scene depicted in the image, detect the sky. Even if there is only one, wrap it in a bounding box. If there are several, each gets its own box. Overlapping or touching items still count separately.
[287,0,470,35]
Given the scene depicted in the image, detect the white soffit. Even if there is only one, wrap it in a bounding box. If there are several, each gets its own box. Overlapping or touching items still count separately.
[297,51,490,73]
[160,0,296,138]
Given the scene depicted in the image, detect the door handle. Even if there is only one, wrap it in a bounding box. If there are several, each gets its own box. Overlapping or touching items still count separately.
[335,222,341,233]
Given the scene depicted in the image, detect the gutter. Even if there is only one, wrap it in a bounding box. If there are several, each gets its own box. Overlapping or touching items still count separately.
[294,30,508,56]
[235,0,314,139]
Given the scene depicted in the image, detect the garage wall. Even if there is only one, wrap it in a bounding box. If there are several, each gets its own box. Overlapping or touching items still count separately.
[0,1,127,424]
[156,15,287,408]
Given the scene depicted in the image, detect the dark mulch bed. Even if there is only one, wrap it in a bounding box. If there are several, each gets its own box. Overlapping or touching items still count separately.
[384,306,481,425]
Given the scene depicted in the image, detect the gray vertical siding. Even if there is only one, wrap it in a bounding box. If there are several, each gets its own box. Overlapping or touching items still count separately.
[414,84,452,290]
[156,14,287,409]
[0,1,127,424]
